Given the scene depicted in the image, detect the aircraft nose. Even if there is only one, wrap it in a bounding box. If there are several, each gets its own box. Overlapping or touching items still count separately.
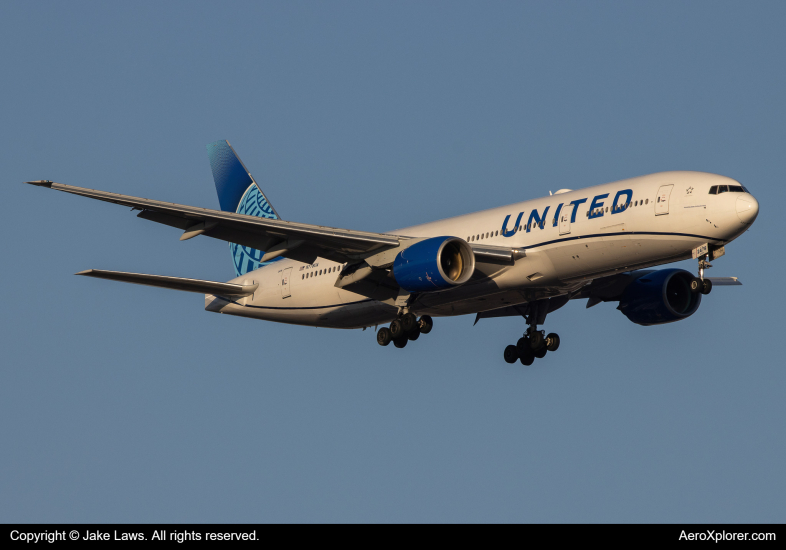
[736,194,759,225]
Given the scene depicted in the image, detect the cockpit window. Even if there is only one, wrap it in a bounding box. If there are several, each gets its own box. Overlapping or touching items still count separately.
[710,183,748,194]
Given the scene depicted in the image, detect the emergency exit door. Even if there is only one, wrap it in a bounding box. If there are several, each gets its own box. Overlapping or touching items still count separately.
[281,267,292,298]
[655,184,673,215]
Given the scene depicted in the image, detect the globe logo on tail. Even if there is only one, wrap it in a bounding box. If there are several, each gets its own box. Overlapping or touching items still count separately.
[230,184,279,277]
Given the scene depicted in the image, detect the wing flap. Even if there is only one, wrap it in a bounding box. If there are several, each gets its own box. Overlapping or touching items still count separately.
[76,269,257,296]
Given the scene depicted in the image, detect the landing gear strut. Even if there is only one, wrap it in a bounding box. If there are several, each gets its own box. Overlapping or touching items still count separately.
[377,314,433,349]
[692,254,713,295]
[502,309,560,365]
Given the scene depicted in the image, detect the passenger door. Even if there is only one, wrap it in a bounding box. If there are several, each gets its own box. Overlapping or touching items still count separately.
[559,210,571,235]
[655,184,673,216]
[281,267,292,298]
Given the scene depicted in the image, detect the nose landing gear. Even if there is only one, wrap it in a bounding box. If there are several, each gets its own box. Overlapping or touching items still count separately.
[377,314,433,349]
[690,253,713,295]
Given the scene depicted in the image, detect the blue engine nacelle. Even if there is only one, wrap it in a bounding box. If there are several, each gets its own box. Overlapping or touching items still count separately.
[393,236,475,292]
[618,268,702,325]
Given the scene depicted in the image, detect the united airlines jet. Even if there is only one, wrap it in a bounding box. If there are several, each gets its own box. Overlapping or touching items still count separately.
[27,141,758,364]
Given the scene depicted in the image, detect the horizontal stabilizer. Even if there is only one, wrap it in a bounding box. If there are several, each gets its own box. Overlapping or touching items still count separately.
[705,277,742,286]
[75,269,257,296]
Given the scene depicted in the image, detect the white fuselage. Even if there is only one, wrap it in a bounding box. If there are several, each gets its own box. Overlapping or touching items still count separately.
[205,171,757,328]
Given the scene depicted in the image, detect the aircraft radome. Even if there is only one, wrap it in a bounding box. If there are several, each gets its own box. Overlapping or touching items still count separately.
[26,140,758,364]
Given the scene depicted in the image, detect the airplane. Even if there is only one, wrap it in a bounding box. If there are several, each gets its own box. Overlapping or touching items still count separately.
[26,140,759,365]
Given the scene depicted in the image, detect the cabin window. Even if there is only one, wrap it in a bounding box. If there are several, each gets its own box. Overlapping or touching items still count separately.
[645,199,649,204]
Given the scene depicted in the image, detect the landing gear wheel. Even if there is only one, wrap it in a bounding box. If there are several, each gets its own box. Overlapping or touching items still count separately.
[534,346,547,359]
[406,329,420,341]
[389,319,404,339]
[417,315,433,334]
[517,338,535,365]
[401,313,417,332]
[377,327,392,346]
[504,345,519,364]
[701,278,713,295]
[690,278,702,293]
[393,337,408,348]
[519,349,534,366]
[546,333,560,352]
[530,331,544,350]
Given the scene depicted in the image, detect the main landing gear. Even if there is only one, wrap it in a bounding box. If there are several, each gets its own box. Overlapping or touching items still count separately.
[376,313,433,349]
[503,319,560,366]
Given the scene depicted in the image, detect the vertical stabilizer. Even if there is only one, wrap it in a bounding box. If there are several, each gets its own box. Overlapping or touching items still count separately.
[206,140,282,277]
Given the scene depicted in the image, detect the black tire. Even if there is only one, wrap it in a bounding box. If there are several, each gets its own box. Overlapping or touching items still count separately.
[534,346,547,359]
[401,312,417,332]
[504,345,519,364]
[377,327,392,346]
[393,337,408,348]
[546,333,560,352]
[690,278,702,293]
[530,331,544,350]
[701,278,713,295]
[517,338,534,364]
[406,329,420,341]
[389,319,404,339]
[418,315,433,334]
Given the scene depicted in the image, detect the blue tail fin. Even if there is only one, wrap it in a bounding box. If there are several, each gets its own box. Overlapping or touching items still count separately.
[206,140,281,277]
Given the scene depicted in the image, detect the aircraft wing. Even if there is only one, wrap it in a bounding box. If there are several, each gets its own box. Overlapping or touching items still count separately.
[76,269,258,296]
[27,180,402,264]
[26,180,523,266]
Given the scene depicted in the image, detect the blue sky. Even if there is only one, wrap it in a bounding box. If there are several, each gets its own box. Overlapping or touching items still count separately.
[1,1,784,522]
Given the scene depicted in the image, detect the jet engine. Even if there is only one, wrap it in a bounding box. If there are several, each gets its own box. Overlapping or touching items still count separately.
[618,268,702,325]
[393,236,475,292]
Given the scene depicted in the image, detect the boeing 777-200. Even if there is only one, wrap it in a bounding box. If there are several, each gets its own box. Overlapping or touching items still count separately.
[26,140,759,364]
